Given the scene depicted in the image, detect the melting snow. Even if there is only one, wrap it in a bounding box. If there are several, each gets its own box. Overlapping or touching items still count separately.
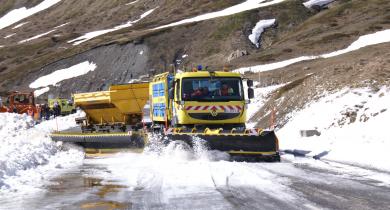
[154,0,286,30]
[68,8,156,45]
[54,22,70,29]
[303,0,335,8]
[0,0,61,30]
[126,0,139,5]
[12,22,29,29]
[235,29,390,73]
[278,86,390,171]
[18,29,56,44]
[29,61,97,89]
[3,33,16,39]
[248,19,276,48]
[34,87,50,97]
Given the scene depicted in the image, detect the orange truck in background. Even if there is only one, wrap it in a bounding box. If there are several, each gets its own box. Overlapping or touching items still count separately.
[0,91,41,120]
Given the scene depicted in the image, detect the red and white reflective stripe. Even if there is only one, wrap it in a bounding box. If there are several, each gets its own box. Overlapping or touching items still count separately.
[185,105,242,111]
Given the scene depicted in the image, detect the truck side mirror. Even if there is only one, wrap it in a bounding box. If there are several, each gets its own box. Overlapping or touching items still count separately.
[247,80,254,87]
[248,88,254,99]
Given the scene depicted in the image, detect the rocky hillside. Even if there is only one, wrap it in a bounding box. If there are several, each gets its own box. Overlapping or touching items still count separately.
[0,0,389,127]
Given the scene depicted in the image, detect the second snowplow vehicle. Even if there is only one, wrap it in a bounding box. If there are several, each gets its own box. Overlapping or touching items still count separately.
[51,70,280,161]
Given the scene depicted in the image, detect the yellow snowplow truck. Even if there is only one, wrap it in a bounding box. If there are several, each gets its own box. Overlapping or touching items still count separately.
[150,70,280,161]
[50,83,149,149]
[50,70,279,161]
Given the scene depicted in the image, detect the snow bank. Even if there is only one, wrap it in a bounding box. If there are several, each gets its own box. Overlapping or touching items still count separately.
[303,0,334,9]
[68,8,156,45]
[18,29,56,44]
[248,19,276,48]
[235,29,390,73]
[278,86,390,171]
[0,112,84,191]
[29,61,97,89]
[154,0,286,30]
[0,0,61,30]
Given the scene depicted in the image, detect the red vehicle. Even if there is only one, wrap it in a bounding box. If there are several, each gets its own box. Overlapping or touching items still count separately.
[0,91,41,119]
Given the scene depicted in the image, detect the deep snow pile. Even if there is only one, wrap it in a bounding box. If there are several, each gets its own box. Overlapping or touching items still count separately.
[0,113,84,192]
[278,86,390,171]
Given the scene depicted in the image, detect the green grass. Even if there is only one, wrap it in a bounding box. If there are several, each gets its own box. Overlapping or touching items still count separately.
[211,11,253,40]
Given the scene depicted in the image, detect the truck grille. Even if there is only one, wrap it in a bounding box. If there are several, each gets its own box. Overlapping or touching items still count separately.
[188,113,240,120]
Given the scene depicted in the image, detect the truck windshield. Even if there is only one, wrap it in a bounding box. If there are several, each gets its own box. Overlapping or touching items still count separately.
[182,77,243,101]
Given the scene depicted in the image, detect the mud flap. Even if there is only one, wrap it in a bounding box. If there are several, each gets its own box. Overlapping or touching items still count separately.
[166,130,280,161]
[50,132,146,149]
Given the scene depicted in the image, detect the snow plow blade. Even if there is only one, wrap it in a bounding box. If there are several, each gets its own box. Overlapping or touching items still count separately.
[50,131,146,149]
[165,128,280,161]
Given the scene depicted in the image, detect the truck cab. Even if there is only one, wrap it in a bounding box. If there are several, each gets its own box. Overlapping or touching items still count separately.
[150,71,254,130]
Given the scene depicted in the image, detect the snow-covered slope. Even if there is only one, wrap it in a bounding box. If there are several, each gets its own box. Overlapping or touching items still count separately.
[0,0,61,30]
[235,29,390,73]
[278,86,390,171]
[0,113,84,192]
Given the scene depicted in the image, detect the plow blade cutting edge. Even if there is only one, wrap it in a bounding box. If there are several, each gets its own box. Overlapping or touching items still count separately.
[165,129,280,161]
[50,132,146,149]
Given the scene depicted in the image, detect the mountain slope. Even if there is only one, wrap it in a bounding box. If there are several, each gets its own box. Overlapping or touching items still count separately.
[0,0,389,124]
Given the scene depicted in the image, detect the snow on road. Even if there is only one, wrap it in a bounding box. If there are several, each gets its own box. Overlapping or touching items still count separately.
[68,8,156,45]
[154,0,286,30]
[0,0,61,30]
[235,29,390,73]
[0,112,84,193]
[29,61,97,89]
[278,86,390,171]
[86,136,303,208]
[248,19,276,48]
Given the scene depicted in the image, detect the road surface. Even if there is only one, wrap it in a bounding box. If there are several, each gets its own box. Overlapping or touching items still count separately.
[1,147,389,210]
